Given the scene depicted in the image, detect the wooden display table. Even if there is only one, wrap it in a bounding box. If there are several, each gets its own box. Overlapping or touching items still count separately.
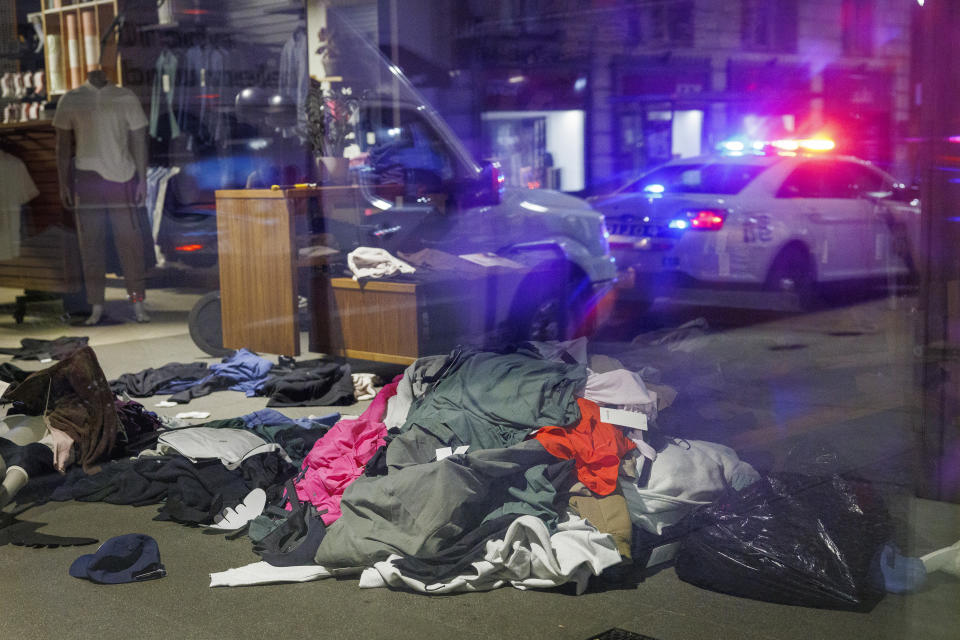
[214,186,359,356]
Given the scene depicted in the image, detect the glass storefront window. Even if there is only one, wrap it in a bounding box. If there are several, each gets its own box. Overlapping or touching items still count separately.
[0,1,957,638]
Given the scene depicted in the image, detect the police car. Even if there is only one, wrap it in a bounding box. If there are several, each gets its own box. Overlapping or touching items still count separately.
[590,139,920,309]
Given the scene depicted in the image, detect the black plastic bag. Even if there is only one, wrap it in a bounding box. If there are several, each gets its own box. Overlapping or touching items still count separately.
[675,471,892,611]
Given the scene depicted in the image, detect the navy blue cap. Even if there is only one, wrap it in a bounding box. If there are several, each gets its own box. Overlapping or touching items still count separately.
[69,534,166,584]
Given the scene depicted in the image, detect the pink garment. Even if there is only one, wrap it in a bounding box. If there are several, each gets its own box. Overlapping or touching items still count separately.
[292,376,401,525]
[44,425,76,473]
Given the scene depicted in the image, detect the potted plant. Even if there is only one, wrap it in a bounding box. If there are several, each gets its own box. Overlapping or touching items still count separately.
[305,78,359,183]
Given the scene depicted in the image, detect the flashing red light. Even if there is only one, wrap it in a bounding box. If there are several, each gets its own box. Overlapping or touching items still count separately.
[689,209,726,230]
[175,244,204,252]
[181,9,210,15]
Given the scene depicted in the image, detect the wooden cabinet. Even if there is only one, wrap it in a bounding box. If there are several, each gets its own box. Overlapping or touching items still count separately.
[214,186,359,357]
[41,0,121,95]
[309,276,493,366]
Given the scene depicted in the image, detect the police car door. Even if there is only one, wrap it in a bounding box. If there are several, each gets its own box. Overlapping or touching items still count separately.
[775,160,873,279]
[840,162,903,276]
[349,104,463,256]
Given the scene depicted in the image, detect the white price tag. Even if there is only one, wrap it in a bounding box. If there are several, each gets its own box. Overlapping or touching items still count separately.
[435,445,469,461]
[599,407,648,430]
[162,73,170,93]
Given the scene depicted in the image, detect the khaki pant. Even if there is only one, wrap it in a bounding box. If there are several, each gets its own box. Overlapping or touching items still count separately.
[73,169,146,305]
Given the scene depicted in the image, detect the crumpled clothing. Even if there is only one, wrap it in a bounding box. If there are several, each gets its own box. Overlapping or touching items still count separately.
[347,247,415,280]
[168,349,273,404]
[1,347,118,472]
[351,373,378,401]
[256,360,354,407]
[151,427,289,470]
[534,398,636,496]
[0,336,89,361]
[383,355,450,431]
[209,561,333,587]
[358,515,621,595]
[620,437,761,535]
[291,377,400,525]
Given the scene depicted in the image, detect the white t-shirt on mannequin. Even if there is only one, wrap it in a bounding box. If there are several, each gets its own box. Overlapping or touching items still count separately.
[52,81,148,183]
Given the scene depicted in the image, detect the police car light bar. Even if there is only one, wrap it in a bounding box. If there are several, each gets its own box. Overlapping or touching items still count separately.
[719,138,836,155]
[771,138,835,152]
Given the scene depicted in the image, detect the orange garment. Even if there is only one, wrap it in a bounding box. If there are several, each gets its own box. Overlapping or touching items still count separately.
[534,397,635,496]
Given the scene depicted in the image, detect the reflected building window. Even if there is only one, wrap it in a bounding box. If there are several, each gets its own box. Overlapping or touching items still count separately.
[842,0,873,57]
[741,0,798,53]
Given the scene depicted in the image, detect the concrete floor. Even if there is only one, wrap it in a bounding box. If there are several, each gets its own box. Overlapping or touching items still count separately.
[0,279,958,640]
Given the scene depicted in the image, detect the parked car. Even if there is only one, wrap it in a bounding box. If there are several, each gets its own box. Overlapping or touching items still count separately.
[589,143,920,310]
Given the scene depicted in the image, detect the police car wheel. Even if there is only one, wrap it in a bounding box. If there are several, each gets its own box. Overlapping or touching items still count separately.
[766,246,817,310]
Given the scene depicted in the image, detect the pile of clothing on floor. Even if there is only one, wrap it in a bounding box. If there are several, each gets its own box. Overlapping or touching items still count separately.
[2,337,913,608]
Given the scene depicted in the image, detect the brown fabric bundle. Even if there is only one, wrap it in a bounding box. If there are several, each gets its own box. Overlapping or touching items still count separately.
[2,346,118,471]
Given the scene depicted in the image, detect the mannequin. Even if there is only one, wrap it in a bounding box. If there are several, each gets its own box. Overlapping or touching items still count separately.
[53,67,150,325]
[0,416,55,510]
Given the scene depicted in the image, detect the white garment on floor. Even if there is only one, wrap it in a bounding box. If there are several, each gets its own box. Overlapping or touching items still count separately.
[0,150,39,260]
[383,355,449,430]
[351,373,378,401]
[347,247,415,280]
[151,427,289,470]
[209,561,332,587]
[358,515,621,595]
[583,369,657,413]
[620,438,760,535]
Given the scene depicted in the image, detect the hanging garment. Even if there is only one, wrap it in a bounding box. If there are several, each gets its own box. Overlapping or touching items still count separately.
[278,27,308,137]
[291,378,400,525]
[149,49,180,140]
[0,150,39,260]
[534,398,636,496]
[177,44,226,146]
[2,347,118,471]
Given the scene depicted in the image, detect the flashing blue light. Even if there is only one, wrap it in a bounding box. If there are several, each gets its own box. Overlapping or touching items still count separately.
[668,219,689,230]
[721,140,745,153]
[643,184,665,194]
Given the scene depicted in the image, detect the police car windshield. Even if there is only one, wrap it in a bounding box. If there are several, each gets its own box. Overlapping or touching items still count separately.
[625,162,766,195]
